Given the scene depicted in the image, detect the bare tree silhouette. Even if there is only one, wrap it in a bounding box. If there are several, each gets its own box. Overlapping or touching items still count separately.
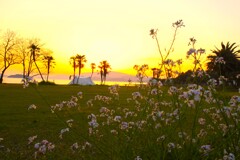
[0,30,20,83]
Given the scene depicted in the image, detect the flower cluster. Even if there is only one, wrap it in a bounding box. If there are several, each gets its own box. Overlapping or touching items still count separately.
[21,77,38,88]
[214,56,226,65]
[50,92,82,112]
[20,73,240,159]
[34,139,55,159]
[186,48,205,57]
[108,85,120,99]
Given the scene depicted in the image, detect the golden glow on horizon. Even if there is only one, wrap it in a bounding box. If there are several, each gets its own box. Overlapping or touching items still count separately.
[1,0,240,76]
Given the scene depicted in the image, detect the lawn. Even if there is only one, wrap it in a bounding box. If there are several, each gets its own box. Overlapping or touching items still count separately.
[0,83,239,159]
[0,84,139,159]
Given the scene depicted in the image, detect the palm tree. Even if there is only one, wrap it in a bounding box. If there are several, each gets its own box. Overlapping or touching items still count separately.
[98,65,103,84]
[90,63,96,78]
[75,54,87,83]
[70,56,77,83]
[98,60,111,85]
[29,43,44,81]
[207,42,240,79]
[43,55,55,82]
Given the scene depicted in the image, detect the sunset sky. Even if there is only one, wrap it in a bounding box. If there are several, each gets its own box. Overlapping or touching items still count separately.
[1,0,240,75]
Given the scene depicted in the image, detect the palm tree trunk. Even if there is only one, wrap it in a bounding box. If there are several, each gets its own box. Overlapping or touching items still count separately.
[73,62,76,84]
[47,66,49,82]
[100,71,103,85]
[34,61,44,81]
[47,60,50,82]
[91,71,93,78]
[77,66,80,84]
[22,60,26,79]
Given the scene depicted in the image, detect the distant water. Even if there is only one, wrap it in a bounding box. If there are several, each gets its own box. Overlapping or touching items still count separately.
[3,77,139,86]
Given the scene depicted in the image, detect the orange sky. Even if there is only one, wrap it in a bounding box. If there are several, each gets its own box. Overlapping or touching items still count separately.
[1,0,240,76]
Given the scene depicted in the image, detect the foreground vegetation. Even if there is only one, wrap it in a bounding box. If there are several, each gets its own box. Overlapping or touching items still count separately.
[0,82,239,159]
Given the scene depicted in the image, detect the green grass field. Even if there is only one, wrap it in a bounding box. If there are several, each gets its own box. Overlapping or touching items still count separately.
[0,84,140,159]
[0,83,239,159]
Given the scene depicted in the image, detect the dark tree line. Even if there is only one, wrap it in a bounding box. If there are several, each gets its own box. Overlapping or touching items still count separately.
[69,54,111,85]
[206,42,240,80]
[175,42,240,86]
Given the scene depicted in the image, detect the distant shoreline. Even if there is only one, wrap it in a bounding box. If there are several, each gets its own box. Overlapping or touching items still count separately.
[3,77,143,86]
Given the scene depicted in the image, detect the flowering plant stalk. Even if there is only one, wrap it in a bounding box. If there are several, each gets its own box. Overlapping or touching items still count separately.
[150,20,184,79]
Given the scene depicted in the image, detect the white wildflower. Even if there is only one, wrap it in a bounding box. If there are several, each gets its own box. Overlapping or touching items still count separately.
[187,48,196,56]
[200,145,211,154]
[77,92,83,98]
[82,141,91,150]
[132,92,142,99]
[120,122,128,130]
[135,156,142,160]
[34,143,40,149]
[198,118,206,125]
[99,107,110,113]
[87,99,93,107]
[88,120,99,128]
[150,88,158,95]
[71,142,79,152]
[28,135,37,144]
[168,86,179,95]
[114,116,122,122]
[110,130,118,135]
[59,128,69,139]
[167,142,175,152]
[28,104,37,110]
[214,57,225,65]
[223,152,235,160]
[66,119,74,127]
[34,139,55,158]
